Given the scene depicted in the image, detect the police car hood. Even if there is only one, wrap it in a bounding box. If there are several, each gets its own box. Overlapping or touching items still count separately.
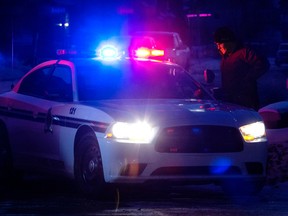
[84,99,261,127]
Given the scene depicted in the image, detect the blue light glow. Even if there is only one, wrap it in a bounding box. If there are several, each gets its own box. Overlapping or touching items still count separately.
[99,45,118,59]
[210,157,232,174]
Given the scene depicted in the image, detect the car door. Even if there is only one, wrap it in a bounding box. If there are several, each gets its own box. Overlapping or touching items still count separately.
[8,62,73,171]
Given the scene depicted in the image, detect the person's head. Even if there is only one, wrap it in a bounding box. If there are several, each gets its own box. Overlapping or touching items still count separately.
[214,27,237,56]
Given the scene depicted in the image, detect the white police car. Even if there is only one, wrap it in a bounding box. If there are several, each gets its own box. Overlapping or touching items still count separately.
[0,55,267,196]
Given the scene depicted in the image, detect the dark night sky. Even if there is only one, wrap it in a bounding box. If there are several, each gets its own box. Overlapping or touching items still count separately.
[0,0,285,63]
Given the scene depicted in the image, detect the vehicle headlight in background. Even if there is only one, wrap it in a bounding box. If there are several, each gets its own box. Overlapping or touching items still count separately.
[239,121,267,143]
[105,121,157,144]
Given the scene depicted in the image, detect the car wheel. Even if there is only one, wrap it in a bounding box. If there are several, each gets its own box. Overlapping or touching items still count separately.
[221,179,265,196]
[74,132,106,197]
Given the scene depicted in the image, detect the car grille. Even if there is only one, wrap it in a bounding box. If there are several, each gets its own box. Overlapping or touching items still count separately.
[155,125,243,153]
[151,166,242,176]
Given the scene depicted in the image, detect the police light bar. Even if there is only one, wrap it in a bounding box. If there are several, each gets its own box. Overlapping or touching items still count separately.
[99,45,119,59]
[135,48,150,58]
[151,49,164,57]
[135,48,164,58]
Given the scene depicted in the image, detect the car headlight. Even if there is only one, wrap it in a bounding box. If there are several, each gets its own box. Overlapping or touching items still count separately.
[239,121,267,143]
[105,121,157,144]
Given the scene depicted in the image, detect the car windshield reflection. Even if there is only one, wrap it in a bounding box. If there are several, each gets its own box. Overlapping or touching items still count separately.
[76,60,211,101]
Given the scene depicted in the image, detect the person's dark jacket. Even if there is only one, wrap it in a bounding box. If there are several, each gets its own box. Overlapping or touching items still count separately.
[220,44,270,110]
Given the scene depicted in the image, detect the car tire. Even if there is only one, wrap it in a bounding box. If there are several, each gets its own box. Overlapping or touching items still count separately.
[221,179,265,196]
[74,132,106,197]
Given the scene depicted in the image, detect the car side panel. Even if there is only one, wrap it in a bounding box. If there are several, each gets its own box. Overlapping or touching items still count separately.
[0,92,62,171]
[49,104,113,177]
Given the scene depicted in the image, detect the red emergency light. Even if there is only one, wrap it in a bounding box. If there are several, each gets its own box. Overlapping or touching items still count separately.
[134,47,164,58]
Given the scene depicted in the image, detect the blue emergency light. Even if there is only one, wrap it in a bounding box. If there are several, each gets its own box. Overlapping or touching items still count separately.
[99,45,119,59]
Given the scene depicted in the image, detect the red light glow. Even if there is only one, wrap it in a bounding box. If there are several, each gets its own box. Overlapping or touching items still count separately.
[151,49,164,57]
[56,49,77,56]
[135,48,164,58]
[187,13,212,18]
[199,13,212,17]
[135,48,150,58]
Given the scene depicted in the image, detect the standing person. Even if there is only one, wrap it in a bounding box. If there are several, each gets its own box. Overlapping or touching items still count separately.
[213,26,270,110]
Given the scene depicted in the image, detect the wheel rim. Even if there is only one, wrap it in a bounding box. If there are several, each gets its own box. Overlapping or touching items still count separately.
[82,146,100,183]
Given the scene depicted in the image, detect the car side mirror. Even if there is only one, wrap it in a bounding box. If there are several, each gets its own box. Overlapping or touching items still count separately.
[204,69,215,84]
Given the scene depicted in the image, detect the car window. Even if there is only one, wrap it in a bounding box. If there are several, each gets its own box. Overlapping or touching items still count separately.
[175,35,184,48]
[45,65,73,101]
[18,66,53,98]
[18,64,72,101]
[76,60,211,101]
[140,34,175,49]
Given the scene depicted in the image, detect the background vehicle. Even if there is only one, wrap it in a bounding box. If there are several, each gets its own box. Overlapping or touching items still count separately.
[258,101,288,143]
[275,43,288,66]
[0,57,267,197]
[134,31,191,69]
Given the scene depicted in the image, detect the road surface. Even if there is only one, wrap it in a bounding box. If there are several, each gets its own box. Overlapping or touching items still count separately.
[1,175,288,215]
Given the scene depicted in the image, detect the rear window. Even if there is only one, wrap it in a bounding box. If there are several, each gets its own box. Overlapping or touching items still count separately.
[148,34,175,49]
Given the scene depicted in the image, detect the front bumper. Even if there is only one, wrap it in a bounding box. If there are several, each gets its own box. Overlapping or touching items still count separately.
[99,137,267,184]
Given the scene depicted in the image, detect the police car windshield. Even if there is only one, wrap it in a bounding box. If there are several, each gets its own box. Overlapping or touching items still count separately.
[76,59,211,101]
